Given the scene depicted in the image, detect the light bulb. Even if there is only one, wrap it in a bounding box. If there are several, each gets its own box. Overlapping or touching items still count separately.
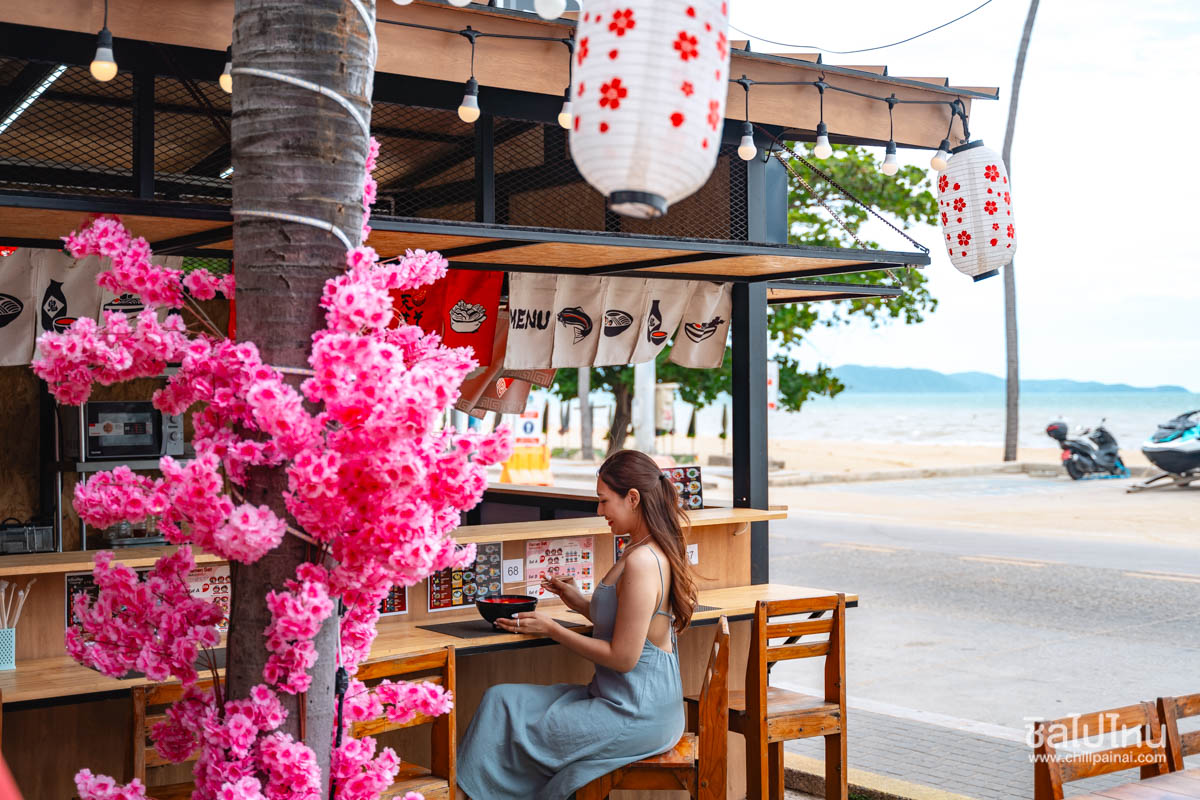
[557,99,573,129]
[391,0,413,4]
[90,28,117,82]
[534,0,568,19]
[813,121,832,159]
[737,121,756,161]
[218,46,233,94]
[931,138,952,171]
[458,78,480,123]
[449,0,473,6]
[880,140,899,176]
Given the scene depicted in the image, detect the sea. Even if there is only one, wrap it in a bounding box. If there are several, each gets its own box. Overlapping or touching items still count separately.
[535,390,1200,450]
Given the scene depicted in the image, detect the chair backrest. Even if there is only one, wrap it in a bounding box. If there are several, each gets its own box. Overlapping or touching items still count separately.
[1032,701,1169,800]
[1157,693,1200,771]
[696,616,730,800]
[350,646,456,786]
[132,679,215,782]
[745,594,846,722]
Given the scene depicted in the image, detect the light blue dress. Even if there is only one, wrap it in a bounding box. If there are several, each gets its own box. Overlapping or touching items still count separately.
[456,549,685,800]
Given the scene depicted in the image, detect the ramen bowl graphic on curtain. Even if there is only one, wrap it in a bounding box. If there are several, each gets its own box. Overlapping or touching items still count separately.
[570,1,732,218]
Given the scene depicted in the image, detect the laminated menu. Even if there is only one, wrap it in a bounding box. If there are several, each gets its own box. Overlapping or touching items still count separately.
[664,466,704,510]
[377,586,408,617]
[526,536,595,599]
[187,564,230,632]
[427,542,504,612]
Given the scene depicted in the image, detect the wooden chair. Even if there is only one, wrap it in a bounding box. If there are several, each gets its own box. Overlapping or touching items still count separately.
[701,594,848,800]
[577,616,730,800]
[1157,693,1200,772]
[1032,701,1170,799]
[131,680,214,800]
[350,646,456,799]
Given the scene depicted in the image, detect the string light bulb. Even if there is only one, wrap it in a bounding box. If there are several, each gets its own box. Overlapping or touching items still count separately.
[391,0,414,4]
[90,0,117,84]
[931,137,952,171]
[738,121,757,161]
[557,94,573,129]
[881,141,899,176]
[458,77,480,123]
[534,0,568,19]
[219,46,233,93]
[813,121,832,159]
[449,0,473,6]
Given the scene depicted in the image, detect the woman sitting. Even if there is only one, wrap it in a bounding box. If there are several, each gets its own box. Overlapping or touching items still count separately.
[456,449,698,800]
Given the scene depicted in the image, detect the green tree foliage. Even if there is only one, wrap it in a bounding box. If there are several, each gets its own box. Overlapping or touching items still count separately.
[551,144,939,453]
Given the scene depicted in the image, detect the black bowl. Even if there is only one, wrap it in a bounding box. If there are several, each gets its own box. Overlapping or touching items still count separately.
[476,595,537,630]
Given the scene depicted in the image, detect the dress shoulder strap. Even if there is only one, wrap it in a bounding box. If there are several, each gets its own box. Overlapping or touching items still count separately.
[646,547,673,619]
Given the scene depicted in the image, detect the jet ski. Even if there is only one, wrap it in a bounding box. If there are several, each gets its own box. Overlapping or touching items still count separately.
[1128,410,1200,492]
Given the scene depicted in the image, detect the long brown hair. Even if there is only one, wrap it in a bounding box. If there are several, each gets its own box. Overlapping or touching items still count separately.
[598,450,697,632]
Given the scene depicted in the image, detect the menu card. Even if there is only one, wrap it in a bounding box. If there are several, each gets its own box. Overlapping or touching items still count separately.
[187,564,230,632]
[614,533,631,563]
[664,466,703,510]
[525,536,594,598]
[427,542,504,612]
[377,586,408,617]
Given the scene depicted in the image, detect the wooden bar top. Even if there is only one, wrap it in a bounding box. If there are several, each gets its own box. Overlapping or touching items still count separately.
[0,582,853,704]
[0,508,784,576]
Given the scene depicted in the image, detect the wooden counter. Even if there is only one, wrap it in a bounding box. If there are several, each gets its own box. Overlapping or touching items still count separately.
[0,545,225,577]
[0,582,853,705]
[458,507,785,544]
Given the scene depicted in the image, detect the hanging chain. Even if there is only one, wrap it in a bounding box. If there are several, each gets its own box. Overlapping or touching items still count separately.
[759,124,931,258]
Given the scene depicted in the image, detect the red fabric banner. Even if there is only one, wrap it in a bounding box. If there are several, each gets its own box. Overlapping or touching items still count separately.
[438,270,502,367]
[389,279,445,337]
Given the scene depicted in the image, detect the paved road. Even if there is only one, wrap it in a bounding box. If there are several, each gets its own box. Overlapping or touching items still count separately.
[765,475,1200,734]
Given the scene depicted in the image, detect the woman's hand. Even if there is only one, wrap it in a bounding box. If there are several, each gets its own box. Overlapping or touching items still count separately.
[540,573,586,611]
[494,610,560,638]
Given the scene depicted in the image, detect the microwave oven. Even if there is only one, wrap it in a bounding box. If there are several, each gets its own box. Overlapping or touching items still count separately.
[59,401,185,460]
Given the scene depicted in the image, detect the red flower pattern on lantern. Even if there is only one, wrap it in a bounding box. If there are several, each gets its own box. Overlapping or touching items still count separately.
[609,49,619,59]
[707,99,720,131]
[984,200,998,215]
[599,121,609,133]
[941,212,948,225]
[578,38,589,66]
[687,6,696,16]
[938,175,949,193]
[992,222,1000,231]
[716,31,728,59]
[953,197,966,212]
[670,112,685,127]
[681,81,694,97]
[984,164,1000,182]
[579,82,586,97]
[609,9,636,36]
[990,238,998,246]
[1003,191,1011,205]
[675,31,700,61]
[1006,224,1015,239]
[957,231,972,247]
[599,78,627,110]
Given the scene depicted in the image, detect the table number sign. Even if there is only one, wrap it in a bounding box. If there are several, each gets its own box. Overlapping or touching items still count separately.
[427,542,504,612]
[526,536,595,598]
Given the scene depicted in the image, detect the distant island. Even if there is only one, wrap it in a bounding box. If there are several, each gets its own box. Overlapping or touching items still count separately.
[833,365,1189,394]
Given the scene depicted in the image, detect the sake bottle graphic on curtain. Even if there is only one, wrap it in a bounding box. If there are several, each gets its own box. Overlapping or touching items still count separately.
[41,279,68,332]
[646,299,665,344]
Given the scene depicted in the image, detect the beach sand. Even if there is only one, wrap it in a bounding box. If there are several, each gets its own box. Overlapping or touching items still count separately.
[544,431,1154,473]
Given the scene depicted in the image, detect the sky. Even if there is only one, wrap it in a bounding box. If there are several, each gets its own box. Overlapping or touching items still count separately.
[732,0,1200,392]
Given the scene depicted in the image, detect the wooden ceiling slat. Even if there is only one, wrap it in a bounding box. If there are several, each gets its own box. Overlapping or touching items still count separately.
[459,243,693,269]
[0,208,229,247]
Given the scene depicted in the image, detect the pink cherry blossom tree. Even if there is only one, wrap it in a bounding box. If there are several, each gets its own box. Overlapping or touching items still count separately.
[33,2,511,797]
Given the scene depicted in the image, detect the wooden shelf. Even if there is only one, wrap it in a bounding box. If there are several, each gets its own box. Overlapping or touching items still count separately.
[458,507,786,545]
[0,545,225,577]
[0,582,855,704]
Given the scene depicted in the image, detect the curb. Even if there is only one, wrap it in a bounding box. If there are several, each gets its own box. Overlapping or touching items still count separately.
[767,462,1154,487]
[784,752,977,800]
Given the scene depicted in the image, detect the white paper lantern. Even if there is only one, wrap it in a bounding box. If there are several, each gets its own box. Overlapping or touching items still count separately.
[569,0,732,218]
[936,141,1017,281]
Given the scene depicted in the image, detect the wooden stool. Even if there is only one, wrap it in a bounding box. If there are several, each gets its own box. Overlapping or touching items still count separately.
[350,646,456,799]
[1032,701,1169,799]
[698,594,848,800]
[1157,693,1200,772]
[131,680,214,800]
[577,616,730,800]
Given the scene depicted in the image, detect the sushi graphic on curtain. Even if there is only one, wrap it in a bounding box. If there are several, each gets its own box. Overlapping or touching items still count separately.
[0,249,35,366]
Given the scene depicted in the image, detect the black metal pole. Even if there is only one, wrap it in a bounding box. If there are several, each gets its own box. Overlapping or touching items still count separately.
[474,113,495,224]
[132,70,155,200]
[731,281,769,585]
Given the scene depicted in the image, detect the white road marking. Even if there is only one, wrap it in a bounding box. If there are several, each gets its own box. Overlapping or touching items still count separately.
[820,542,900,554]
[1124,571,1200,584]
[959,555,1054,568]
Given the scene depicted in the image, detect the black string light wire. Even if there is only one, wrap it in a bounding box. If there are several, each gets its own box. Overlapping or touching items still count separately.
[369,17,973,168]
[736,76,756,160]
[881,95,899,175]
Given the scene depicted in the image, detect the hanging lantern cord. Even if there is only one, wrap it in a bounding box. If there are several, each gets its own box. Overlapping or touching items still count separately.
[945,98,970,144]
[562,35,574,98]
[816,79,827,122]
[887,95,896,142]
[460,27,479,78]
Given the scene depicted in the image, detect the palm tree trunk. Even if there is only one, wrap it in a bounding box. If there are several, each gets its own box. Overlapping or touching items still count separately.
[228,0,375,787]
[607,382,632,455]
[1002,0,1040,462]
